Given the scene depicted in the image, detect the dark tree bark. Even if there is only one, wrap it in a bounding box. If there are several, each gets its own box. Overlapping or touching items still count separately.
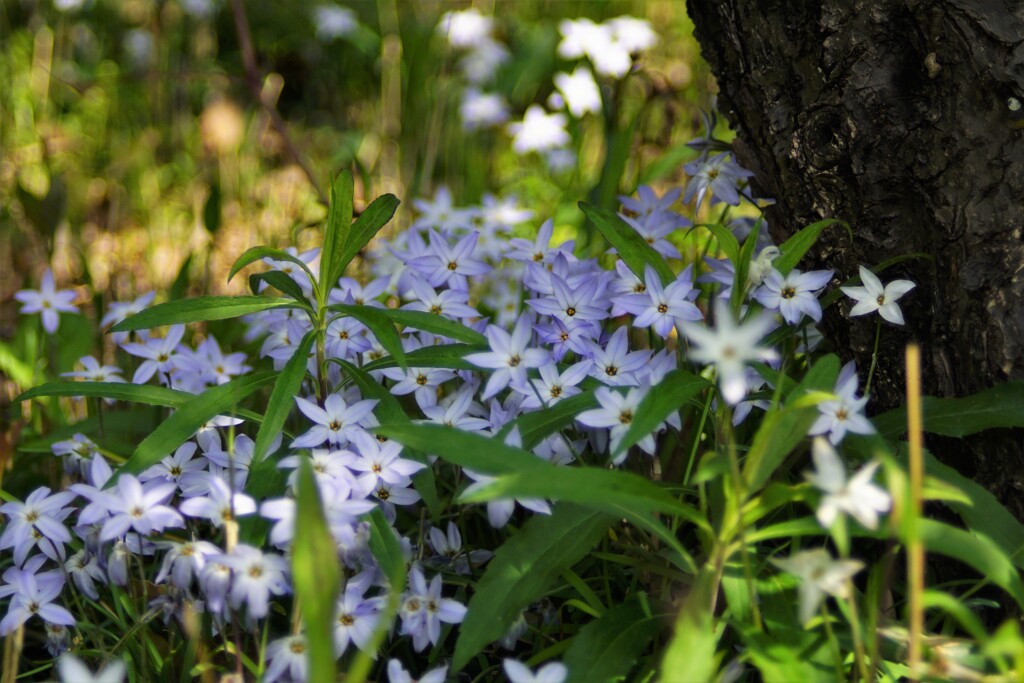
[685,1,1024,512]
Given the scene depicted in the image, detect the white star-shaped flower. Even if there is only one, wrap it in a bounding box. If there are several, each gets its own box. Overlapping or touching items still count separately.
[841,266,916,325]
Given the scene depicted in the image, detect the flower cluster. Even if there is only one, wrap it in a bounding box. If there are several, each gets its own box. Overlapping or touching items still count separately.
[8,124,914,681]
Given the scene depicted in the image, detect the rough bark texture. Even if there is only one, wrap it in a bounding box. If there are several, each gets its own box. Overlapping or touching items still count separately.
[686,1,1024,513]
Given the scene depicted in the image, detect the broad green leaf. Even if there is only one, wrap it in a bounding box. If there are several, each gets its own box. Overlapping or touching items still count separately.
[896,448,1024,568]
[613,370,709,458]
[248,271,312,308]
[564,593,660,683]
[372,308,486,345]
[453,504,613,670]
[111,296,296,332]
[698,223,741,269]
[320,171,355,289]
[743,355,839,494]
[874,381,1024,439]
[336,193,400,279]
[328,304,406,369]
[16,382,191,408]
[500,391,598,449]
[376,423,546,476]
[252,333,315,467]
[661,566,721,682]
[112,372,276,481]
[376,424,704,537]
[359,343,486,375]
[917,520,1024,609]
[292,459,341,683]
[773,219,850,275]
[227,246,317,285]
[578,202,675,284]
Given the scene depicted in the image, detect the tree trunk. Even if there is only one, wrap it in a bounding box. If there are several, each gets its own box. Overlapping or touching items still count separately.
[685,1,1024,513]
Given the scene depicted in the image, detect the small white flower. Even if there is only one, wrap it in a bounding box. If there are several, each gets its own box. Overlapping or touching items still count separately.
[507,105,570,154]
[841,266,916,325]
[504,659,569,683]
[772,548,863,624]
[805,438,891,530]
[680,301,778,405]
[14,269,79,334]
[314,5,358,41]
[551,67,601,118]
[57,654,126,683]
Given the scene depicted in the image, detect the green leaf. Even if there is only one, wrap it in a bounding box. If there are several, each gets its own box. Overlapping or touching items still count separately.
[227,246,318,286]
[916,520,1024,609]
[203,181,221,235]
[732,218,763,312]
[252,333,315,467]
[292,459,342,683]
[110,296,297,332]
[661,566,721,682]
[169,254,193,301]
[16,382,191,408]
[112,372,277,481]
[321,171,355,290]
[248,271,312,308]
[359,343,485,375]
[698,223,741,269]
[613,370,709,458]
[564,593,660,683]
[743,355,839,494]
[773,219,850,275]
[336,193,400,280]
[328,304,406,369]
[453,504,613,670]
[578,202,675,284]
[372,308,486,345]
[501,391,598,449]
[874,381,1024,439]
[347,508,408,683]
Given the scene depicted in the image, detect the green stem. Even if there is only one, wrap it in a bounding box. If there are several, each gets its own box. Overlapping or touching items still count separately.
[864,319,882,396]
[845,588,871,683]
[821,604,847,681]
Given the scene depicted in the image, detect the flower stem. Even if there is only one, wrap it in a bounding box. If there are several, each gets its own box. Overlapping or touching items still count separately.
[864,319,882,396]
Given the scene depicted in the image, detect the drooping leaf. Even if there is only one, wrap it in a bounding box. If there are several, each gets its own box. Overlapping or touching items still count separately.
[252,333,315,467]
[917,520,1024,609]
[564,593,661,683]
[112,372,277,481]
[16,382,191,408]
[372,308,486,345]
[452,504,613,670]
[169,254,193,301]
[743,355,840,494]
[248,271,312,309]
[227,246,318,286]
[579,202,675,284]
[500,391,598,449]
[335,193,400,279]
[292,459,342,683]
[874,381,1024,439]
[613,370,709,459]
[359,343,485,375]
[329,303,406,369]
[110,296,297,332]
[320,171,355,290]
[773,219,850,275]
